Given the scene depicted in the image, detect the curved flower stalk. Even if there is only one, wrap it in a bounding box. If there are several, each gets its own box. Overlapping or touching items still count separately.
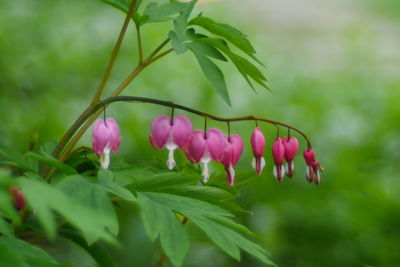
[92,118,121,169]
[149,115,192,169]
[185,128,226,182]
[272,137,285,182]
[250,127,266,175]
[221,134,244,186]
[282,136,299,177]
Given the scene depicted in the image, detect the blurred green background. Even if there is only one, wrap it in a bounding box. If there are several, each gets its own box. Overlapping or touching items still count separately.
[1,0,400,266]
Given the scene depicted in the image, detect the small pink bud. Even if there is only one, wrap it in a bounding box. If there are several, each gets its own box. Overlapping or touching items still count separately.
[149,115,192,169]
[272,137,285,182]
[186,128,225,182]
[10,187,25,211]
[303,148,322,184]
[282,136,299,177]
[92,118,121,169]
[221,134,244,186]
[250,127,266,175]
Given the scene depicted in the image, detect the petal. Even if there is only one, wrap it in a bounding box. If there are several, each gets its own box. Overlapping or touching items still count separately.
[151,115,172,149]
[92,119,113,154]
[187,130,207,163]
[283,137,299,161]
[206,128,226,161]
[226,164,236,186]
[272,137,285,165]
[250,127,265,157]
[171,115,192,149]
[167,149,176,169]
[229,134,244,165]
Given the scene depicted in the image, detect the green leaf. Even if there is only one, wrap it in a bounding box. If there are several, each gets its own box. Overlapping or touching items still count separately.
[138,193,189,267]
[101,0,143,25]
[139,2,189,26]
[0,217,13,237]
[19,177,117,244]
[25,151,77,175]
[189,15,262,63]
[189,44,231,105]
[196,37,268,91]
[0,146,37,172]
[0,237,58,267]
[97,169,136,201]
[56,176,119,238]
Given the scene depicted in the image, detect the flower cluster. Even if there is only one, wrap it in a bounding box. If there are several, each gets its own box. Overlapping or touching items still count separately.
[91,115,322,185]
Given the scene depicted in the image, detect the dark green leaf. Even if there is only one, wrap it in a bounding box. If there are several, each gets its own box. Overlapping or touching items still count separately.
[0,237,58,267]
[189,16,262,63]
[25,152,77,175]
[0,217,13,237]
[189,44,231,105]
[0,146,37,172]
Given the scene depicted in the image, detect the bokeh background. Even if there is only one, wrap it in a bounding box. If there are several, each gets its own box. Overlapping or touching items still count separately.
[1,0,400,266]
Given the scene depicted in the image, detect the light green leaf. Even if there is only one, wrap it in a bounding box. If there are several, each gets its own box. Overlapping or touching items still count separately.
[97,169,136,201]
[19,177,118,244]
[0,217,13,237]
[138,193,189,267]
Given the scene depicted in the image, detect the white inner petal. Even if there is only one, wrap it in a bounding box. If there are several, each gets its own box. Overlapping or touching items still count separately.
[201,162,210,183]
[100,145,111,169]
[252,157,256,171]
[167,148,176,170]
[229,164,235,185]
[260,157,266,173]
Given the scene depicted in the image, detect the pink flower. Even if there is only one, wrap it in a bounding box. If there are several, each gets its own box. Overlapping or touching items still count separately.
[272,137,285,182]
[186,128,225,182]
[221,134,244,186]
[250,127,266,175]
[9,187,26,211]
[149,115,192,169]
[92,118,121,169]
[282,136,299,177]
[303,148,322,184]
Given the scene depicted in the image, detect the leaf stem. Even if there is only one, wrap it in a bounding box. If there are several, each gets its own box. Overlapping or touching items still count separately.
[136,25,143,63]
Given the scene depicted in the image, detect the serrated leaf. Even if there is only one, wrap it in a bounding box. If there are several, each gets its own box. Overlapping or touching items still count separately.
[97,169,136,201]
[19,177,117,244]
[189,44,231,105]
[189,16,262,63]
[139,2,189,26]
[138,193,189,267]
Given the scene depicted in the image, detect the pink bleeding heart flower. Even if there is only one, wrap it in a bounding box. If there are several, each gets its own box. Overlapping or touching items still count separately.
[250,127,266,175]
[272,137,285,182]
[282,136,299,177]
[221,134,244,186]
[149,115,192,169]
[92,118,121,169]
[303,148,322,184]
[186,128,225,182]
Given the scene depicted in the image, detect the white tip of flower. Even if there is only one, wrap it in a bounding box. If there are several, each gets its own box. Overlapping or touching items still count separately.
[273,165,285,180]
[228,164,235,186]
[252,157,256,170]
[100,146,111,169]
[260,157,266,173]
[167,149,176,170]
[285,161,294,176]
[201,162,210,183]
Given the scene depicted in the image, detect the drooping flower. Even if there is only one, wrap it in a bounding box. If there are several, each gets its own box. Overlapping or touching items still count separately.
[272,137,285,182]
[221,134,244,186]
[303,148,322,184]
[92,118,121,169]
[9,187,25,211]
[149,115,192,169]
[282,136,299,177]
[250,127,266,175]
[185,128,225,182]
